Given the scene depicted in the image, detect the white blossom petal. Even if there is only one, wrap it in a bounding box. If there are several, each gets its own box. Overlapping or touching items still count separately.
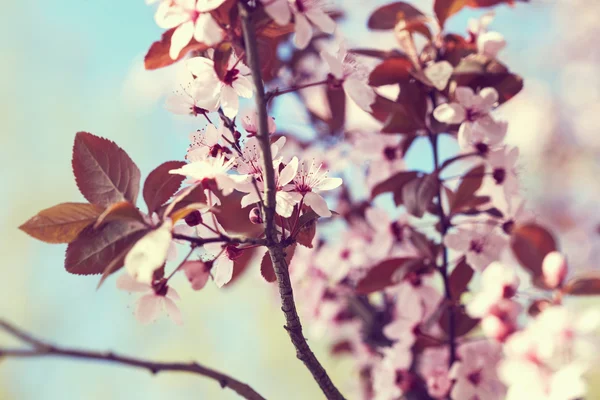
[304,191,331,217]
[169,21,195,60]
[433,103,466,125]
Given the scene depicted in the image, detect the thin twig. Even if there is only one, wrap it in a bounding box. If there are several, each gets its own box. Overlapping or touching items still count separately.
[172,233,266,246]
[0,320,266,400]
[238,2,345,399]
[265,80,329,103]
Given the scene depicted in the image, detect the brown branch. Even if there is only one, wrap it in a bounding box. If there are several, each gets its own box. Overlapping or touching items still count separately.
[238,2,345,399]
[0,320,266,400]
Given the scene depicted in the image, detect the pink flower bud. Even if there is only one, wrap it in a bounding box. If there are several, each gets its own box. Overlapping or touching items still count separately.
[481,314,512,342]
[182,260,211,291]
[249,207,263,224]
[542,251,568,289]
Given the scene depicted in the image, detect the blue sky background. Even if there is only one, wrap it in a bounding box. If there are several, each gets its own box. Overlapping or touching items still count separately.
[0,1,567,399]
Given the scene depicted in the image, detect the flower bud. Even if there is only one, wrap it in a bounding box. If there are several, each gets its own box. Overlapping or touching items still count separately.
[249,207,263,224]
[184,210,203,227]
[182,260,211,291]
[542,251,568,289]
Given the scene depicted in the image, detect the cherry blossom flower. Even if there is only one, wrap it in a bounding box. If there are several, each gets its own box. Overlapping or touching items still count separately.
[182,260,211,290]
[444,225,507,271]
[186,56,254,118]
[125,220,173,284]
[487,145,520,202]
[241,110,277,136]
[352,132,406,188]
[169,153,247,195]
[320,44,376,111]
[542,251,568,289]
[468,12,506,59]
[466,261,519,318]
[450,340,506,400]
[419,347,451,399]
[187,123,235,161]
[196,217,241,287]
[372,345,415,400]
[364,207,417,260]
[433,87,507,151]
[165,70,220,116]
[235,136,287,177]
[155,0,224,60]
[262,0,336,49]
[423,61,454,91]
[238,157,301,217]
[116,274,182,325]
[285,159,342,217]
[314,236,369,283]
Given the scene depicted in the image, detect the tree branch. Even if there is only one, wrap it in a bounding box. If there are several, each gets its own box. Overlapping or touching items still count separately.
[0,320,266,400]
[238,3,345,399]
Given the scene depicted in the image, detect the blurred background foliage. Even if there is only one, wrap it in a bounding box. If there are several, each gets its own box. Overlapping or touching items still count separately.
[2,0,600,399]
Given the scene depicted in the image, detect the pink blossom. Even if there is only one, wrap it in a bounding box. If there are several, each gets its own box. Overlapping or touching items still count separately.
[235,136,287,177]
[444,225,507,271]
[186,56,254,118]
[487,145,520,203]
[364,207,417,260]
[419,347,451,399]
[238,157,302,218]
[116,274,182,325]
[450,340,506,400]
[320,43,376,111]
[165,71,220,116]
[197,217,240,287]
[155,0,223,60]
[187,123,235,161]
[542,251,568,289]
[352,132,406,188]
[372,345,415,400]
[182,260,211,290]
[466,261,519,318]
[125,220,173,284]
[169,153,247,196]
[314,236,369,283]
[241,110,277,136]
[285,159,342,217]
[433,87,507,151]
[468,12,506,59]
[261,0,336,49]
[423,61,453,91]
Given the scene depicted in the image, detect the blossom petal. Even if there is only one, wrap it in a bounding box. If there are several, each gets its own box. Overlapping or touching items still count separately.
[433,103,466,125]
[232,75,254,98]
[477,31,506,59]
[455,86,477,108]
[275,191,301,218]
[221,86,239,118]
[125,221,173,285]
[293,13,312,49]
[315,177,342,192]
[135,294,162,324]
[279,156,299,186]
[169,21,195,60]
[213,257,234,288]
[116,274,149,293]
[424,61,453,91]
[263,0,292,25]
[304,191,331,217]
[165,94,193,115]
[186,57,215,77]
[196,0,227,12]
[164,297,183,325]
[478,87,499,113]
[193,13,223,46]
[240,191,261,208]
[320,50,344,79]
[305,9,336,34]
[344,78,376,112]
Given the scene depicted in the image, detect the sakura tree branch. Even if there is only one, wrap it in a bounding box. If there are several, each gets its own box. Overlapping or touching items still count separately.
[172,233,266,246]
[428,131,457,368]
[238,3,345,399]
[0,320,266,400]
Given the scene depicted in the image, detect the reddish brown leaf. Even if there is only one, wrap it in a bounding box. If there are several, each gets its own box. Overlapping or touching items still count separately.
[226,247,259,286]
[94,201,145,229]
[260,251,277,283]
[350,48,408,60]
[368,2,427,30]
[408,229,437,260]
[434,0,468,29]
[214,191,263,237]
[326,86,346,135]
[368,57,413,87]
[144,28,209,70]
[403,173,439,218]
[449,257,474,301]
[510,223,558,279]
[296,219,317,248]
[213,42,233,81]
[467,0,526,7]
[65,220,148,275]
[160,184,207,219]
[564,276,600,296]
[355,258,419,294]
[143,161,187,214]
[371,171,420,200]
[450,164,485,213]
[72,132,141,207]
[19,203,104,244]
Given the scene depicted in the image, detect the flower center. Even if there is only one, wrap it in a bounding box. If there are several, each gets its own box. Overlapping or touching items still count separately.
[467,370,482,386]
[295,0,306,12]
[493,168,506,184]
[469,239,484,254]
[383,146,398,161]
[223,68,240,86]
[340,248,351,260]
[390,221,404,242]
